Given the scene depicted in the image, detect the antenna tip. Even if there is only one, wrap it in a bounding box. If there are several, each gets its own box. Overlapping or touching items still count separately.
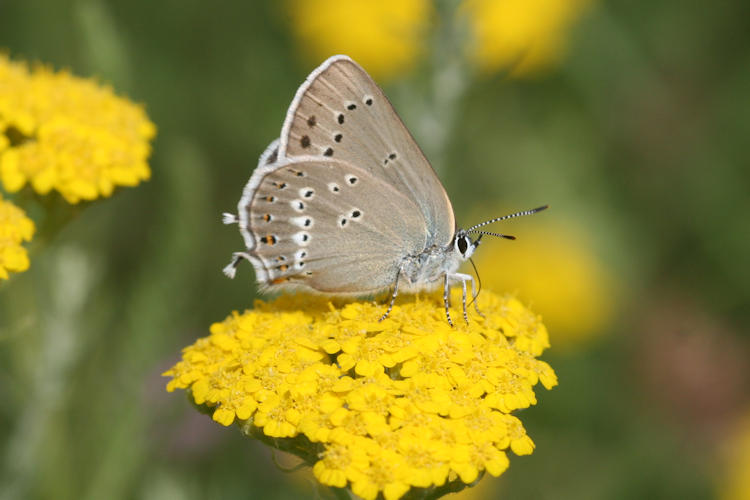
[534,205,550,212]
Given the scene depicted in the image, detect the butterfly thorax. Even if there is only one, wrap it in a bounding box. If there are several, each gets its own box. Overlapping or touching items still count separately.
[399,243,462,291]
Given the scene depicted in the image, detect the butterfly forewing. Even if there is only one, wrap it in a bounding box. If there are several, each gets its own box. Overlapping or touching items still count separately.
[278,55,455,247]
[243,157,427,294]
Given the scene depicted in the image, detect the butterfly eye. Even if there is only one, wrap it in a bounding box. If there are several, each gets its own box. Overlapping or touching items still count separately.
[457,236,469,255]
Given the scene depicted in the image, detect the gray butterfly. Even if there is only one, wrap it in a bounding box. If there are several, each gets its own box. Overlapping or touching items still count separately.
[223,55,546,326]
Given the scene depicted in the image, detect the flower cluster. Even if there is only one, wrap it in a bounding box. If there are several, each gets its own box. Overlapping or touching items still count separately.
[460,0,594,76]
[165,291,557,499]
[285,0,433,81]
[0,194,34,280]
[284,0,593,80]
[0,54,156,203]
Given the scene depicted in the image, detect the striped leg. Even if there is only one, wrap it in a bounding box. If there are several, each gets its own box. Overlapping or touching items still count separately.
[443,274,454,327]
[450,273,473,324]
[379,268,402,322]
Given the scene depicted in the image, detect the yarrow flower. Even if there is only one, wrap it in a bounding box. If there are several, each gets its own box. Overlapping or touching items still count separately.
[460,0,594,76]
[0,53,156,203]
[165,291,557,499]
[285,0,433,81]
[0,194,34,280]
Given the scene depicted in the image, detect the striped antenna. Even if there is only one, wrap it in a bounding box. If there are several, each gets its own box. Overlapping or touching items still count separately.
[470,231,516,240]
[466,205,548,233]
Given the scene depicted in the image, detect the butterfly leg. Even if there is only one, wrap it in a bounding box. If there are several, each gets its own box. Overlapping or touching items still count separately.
[450,273,483,323]
[452,273,470,324]
[223,252,252,279]
[443,274,454,327]
[379,268,402,322]
[466,274,485,318]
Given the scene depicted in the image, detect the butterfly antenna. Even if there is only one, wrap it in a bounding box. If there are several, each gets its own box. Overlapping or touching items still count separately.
[466,205,549,233]
[470,231,516,240]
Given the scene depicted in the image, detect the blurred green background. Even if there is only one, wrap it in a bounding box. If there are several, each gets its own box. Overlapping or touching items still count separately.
[2,0,749,499]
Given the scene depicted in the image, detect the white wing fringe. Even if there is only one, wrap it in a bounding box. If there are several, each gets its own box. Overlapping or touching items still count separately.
[222,213,238,224]
[222,261,238,279]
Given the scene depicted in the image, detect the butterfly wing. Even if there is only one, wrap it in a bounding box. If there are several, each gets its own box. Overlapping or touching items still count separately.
[277,55,455,247]
[238,157,427,294]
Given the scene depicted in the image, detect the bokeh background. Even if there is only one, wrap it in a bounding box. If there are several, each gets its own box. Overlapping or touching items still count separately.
[2,0,749,499]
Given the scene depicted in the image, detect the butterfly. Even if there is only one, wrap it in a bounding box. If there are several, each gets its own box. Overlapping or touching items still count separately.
[223,55,547,326]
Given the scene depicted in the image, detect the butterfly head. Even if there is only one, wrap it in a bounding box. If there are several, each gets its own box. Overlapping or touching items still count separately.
[453,230,481,261]
[454,205,550,261]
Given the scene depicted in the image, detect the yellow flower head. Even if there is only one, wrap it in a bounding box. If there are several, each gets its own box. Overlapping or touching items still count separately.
[0,54,156,204]
[0,194,34,280]
[285,0,433,81]
[460,0,593,76]
[165,291,557,499]
[474,219,614,347]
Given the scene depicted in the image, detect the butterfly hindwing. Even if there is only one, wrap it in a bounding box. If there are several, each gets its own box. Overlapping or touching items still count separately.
[241,157,428,294]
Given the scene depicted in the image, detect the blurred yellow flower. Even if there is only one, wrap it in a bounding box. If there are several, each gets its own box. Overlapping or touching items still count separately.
[474,220,614,347]
[285,0,433,81]
[0,54,156,204]
[165,291,557,499]
[460,0,593,76]
[0,194,34,280]
[721,412,750,500]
